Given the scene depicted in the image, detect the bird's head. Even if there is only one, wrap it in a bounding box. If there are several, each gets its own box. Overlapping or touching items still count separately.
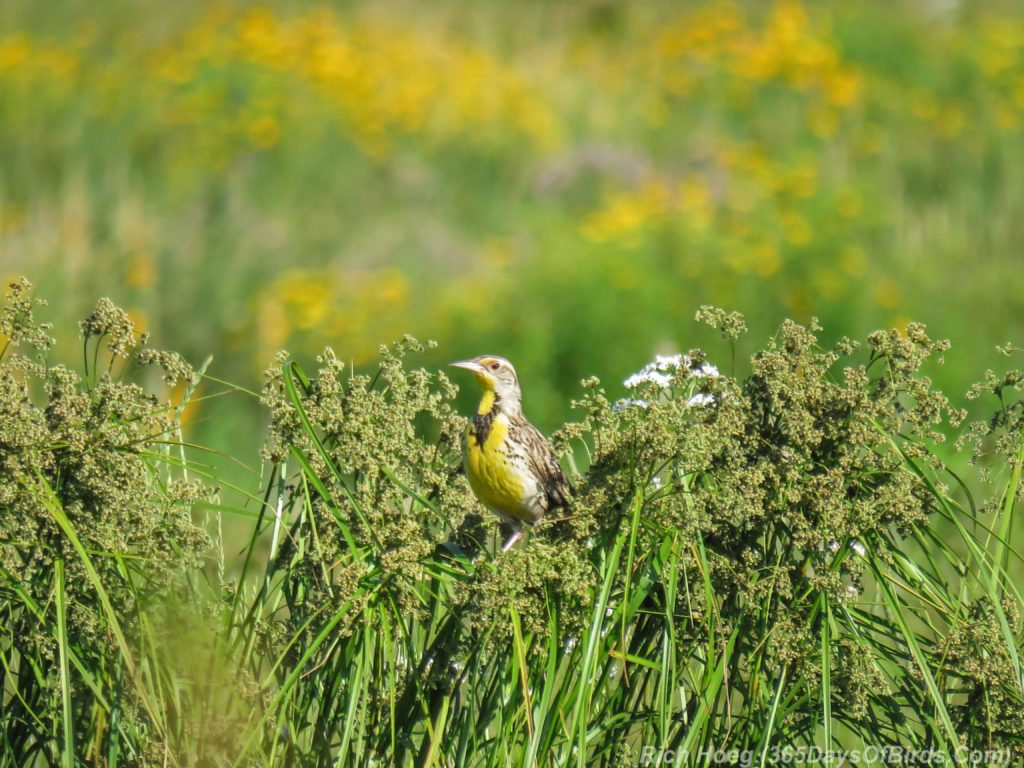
[450,355,521,414]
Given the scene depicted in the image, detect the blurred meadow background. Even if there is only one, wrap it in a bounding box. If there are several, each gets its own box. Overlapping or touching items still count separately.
[3,0,1024,469]
[7,2,1024,763]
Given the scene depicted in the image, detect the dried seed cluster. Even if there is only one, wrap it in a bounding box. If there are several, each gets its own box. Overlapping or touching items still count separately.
[1,279,211,750]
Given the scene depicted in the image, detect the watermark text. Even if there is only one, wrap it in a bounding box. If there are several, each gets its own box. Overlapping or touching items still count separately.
[637,745,1012,767]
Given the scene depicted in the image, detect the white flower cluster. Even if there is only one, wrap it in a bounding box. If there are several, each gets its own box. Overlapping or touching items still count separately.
[623,354,719,389]
[611,397,649,412]
[684,392,715,407]
[613,354,719,411]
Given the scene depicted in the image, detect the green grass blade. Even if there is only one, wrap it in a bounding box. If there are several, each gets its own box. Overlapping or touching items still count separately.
[31,473,163,737]
[54,559,74,768]
[757,666,787,768]
[821,599,832,755]
[872,558,960,755]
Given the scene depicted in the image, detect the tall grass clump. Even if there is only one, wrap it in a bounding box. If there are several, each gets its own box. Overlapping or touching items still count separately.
[2,279,1023,765]
[229,311,1023,764]
[0,279,211,766]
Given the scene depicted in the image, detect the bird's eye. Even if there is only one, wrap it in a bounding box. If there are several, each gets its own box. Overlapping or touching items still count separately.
[489,362,500,371]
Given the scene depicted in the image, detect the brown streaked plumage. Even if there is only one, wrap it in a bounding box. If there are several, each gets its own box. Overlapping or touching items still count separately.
[450,355,571,551]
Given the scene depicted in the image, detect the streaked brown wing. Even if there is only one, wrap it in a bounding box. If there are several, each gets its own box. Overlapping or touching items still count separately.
[520,421,572,511]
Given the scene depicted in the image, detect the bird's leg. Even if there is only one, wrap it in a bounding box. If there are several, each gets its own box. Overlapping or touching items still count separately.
[501,522,523,552]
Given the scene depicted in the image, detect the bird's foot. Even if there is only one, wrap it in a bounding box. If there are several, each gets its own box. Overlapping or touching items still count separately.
[501,527,523,552]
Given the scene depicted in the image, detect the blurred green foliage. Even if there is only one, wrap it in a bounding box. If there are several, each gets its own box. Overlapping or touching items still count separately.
[2,0,1023,461]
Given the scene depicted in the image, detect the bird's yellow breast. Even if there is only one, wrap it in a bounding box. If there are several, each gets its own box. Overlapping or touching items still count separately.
[464,415,527,520]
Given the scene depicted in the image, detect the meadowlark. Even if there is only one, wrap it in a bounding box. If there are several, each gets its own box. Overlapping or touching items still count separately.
[450,355,571,551]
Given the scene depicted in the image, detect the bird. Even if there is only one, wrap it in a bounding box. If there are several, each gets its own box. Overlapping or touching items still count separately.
[449,355,571,551]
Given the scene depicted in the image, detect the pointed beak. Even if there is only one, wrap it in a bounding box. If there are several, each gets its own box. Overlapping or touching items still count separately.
[449,359,486,374]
